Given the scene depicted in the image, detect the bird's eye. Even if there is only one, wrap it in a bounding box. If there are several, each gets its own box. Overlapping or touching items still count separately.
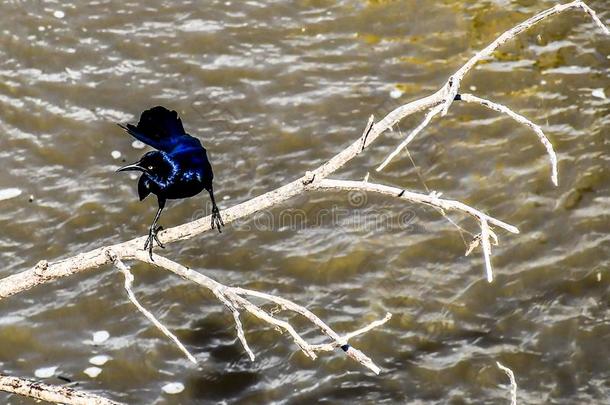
[148,166,153,170]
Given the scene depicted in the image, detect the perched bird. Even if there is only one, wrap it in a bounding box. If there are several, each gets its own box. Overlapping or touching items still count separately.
[117,106,223,259]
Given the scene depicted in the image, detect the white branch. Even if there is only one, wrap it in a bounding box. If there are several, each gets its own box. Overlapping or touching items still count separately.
[344,312,392,342]
[231,287,392,374]
[109,252,197,364]
[459,93,558,186]
[310,312,392,352]
[376,104,444,172]
[480,218,494,283]
[216,294,255,361]
[132,251,389,374]
[577,1,610,34]
[497,361,518,405]
[313,179,519,234]
[0,2,603,302]
[441,1,610,115]
[314,179,516,282]
[0,373,121,405]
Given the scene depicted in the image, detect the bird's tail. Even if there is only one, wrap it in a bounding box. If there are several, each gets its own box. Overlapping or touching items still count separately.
[117,106,188,151]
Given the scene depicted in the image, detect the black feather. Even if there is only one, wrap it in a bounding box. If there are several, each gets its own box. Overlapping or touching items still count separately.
[118,106,200,153]
[138,176,151,201]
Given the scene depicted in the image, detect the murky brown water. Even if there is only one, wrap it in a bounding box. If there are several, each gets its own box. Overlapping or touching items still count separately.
[0,0,608,403]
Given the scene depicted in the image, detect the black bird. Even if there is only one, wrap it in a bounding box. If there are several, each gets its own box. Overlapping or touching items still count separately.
[117,106,223,259]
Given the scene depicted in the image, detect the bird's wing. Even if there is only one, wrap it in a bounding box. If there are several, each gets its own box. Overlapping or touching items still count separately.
[118,106,201,153]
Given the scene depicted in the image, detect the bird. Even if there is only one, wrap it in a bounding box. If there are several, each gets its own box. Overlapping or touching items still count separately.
[116,106,224,259]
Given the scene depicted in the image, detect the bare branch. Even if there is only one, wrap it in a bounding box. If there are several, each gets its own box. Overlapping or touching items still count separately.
[313,179,519,234]
[313,179,516,282]
[0,373,121,405]
[441,1,610,115]
[376,104,444,172]
[225,291,318,359]
[216,294,256,361]
[459,93,558,186]
[132,251,389,373]
[360,114,375,152]
[480,219,494,283]
[310,312,392,352]
[344,312,392,341]
[109,251,197,364]
[230,287,392,374]
[577,1,610,34]
[497,361,518,405]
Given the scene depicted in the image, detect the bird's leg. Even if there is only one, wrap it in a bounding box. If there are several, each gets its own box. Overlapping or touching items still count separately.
[208,187,224,233]
[144,198,166,260]
[152,225,164,248]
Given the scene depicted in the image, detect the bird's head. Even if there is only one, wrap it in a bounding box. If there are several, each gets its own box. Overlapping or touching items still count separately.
[116,151,171,177]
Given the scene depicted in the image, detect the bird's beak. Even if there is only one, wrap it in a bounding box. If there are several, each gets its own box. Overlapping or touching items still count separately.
[116,162,145,173]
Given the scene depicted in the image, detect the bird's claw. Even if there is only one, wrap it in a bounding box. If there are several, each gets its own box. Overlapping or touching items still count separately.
[153,226,165,248]
[211,206,224,233]
[144,225,164,260]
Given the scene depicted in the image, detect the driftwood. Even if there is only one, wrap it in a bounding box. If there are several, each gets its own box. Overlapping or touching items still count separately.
[1,1,607,403]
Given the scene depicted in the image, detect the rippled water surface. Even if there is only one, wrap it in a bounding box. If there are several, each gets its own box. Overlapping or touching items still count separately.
[0,0,609,403]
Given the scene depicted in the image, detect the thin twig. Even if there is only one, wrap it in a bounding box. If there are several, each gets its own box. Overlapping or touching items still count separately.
[497,361,518,405]
[376,104,444,172]
[232,287,392,374]
[310,312,393,351]
[216,293,256,361]
[109,251,197,364]
[459,93,558,186]
[480,219,494,283]
[577,1,610,34]
[344,312,392,341]
[360,115,375,152]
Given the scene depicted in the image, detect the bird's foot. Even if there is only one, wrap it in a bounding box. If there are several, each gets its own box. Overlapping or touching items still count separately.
[153,226,165,248]
[144,225,165,260]
[211,206,224,233]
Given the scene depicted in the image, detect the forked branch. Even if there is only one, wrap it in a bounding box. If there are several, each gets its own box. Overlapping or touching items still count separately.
[131,251,391,374]
[441,0,609,115]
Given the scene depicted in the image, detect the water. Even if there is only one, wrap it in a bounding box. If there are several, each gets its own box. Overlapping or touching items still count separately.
[0,0,608,403]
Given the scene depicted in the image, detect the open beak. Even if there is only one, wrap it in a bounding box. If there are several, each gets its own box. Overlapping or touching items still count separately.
[116,161,145,173]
